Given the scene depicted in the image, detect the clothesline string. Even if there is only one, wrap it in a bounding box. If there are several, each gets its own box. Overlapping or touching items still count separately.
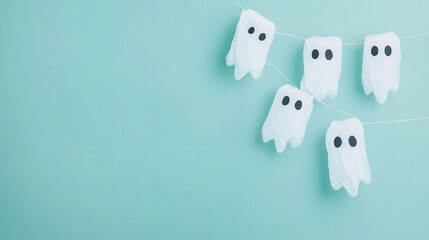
[276,31,429,44]
[233,0,429,43]
[362,117,429,125]
[268,59,429,126]
[266,60,297,88]
[275,32,306,40]
[233,0,244,10]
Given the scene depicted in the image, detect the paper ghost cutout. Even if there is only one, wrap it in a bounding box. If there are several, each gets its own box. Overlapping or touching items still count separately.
[362,32,401,104]
[226,9,276,80]
[262,84,314,153]
[300,36,343,100]
[325,118,371,197]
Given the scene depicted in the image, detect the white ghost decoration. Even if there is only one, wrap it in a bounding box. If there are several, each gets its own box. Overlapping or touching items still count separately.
[300,36,343,100]
[226,9,276,80]
[262,84,314,153]
[362,32,401,104]
[326,118,371,197]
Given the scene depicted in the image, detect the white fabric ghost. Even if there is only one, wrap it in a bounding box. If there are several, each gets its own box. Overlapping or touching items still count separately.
[226,9,276,80]
[362,32,401,104]
[326,118,371,197]
[262,84,314,153]
[300,36,343,100]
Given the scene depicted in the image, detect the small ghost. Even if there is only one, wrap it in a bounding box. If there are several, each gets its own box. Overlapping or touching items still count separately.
[325,118,371,197]
[262,84,314,153]
[300,36,343,100]
[226,9,276,80]
[362,32,401,104]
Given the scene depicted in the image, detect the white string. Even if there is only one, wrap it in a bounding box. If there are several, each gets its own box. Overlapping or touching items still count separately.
[362,117,429,125]
[400,32,429,40]
[267,59,429,123]
[231,0,429,43]
[276,31,306,40]
[233,0,244,10]
[268,60,429,124]
[266,60,297,88]
[315,100,356,118]
[343,42,364,46]
[277,32,362,45]
[269,59,429,123]
[275,32,429,44]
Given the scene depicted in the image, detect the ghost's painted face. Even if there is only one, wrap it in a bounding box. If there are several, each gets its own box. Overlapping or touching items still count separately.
[262,84,314,153]
[362,32,401,104]
[226,9,275,80]
[325,118,371,197]
[300,36,342,100]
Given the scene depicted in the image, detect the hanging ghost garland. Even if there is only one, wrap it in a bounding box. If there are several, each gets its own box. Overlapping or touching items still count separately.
[226,9,276,80]
[362,32,401,104]
[222,3,429,199]
[300,36,343,100]
[325,118,371,197]
[262,84,314,153]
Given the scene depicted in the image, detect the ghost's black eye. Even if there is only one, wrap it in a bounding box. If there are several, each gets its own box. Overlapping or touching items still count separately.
[259,33,266,41]
[385,45,392,56]
[325,49,333,60]
[334,137,342,148]
[282,96,290,106]
[312,49,319,59]
[349,136,357,147]
[294,100,302,110]
[248,27,255,34]
[371,46,378,56]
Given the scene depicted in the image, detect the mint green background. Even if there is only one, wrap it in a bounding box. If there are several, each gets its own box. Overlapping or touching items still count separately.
[1,0,429,239]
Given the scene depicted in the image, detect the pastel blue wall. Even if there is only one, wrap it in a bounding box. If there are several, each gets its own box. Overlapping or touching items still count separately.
[1,0,428,239]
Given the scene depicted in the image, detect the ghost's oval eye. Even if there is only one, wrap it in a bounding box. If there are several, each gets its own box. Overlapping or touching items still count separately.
[282,96,290,106]
[349,135,357,147]
[325,49,333,60]
[294,100,302,110]
[371,46,378,56]
[312,49,319,59]
[259,33,266,41]
[334,136,342,148]
[385,45,392,56]
[248,27,255,34]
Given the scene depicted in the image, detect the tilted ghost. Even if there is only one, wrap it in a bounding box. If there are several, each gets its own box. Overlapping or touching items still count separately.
[262,84,314,153]
[325,118,371,197]
[226,9,276,80]
[300,36,343,100]
[362,32,401,104]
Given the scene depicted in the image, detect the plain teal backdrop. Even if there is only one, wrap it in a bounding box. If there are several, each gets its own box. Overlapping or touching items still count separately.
[1,0,429,239]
